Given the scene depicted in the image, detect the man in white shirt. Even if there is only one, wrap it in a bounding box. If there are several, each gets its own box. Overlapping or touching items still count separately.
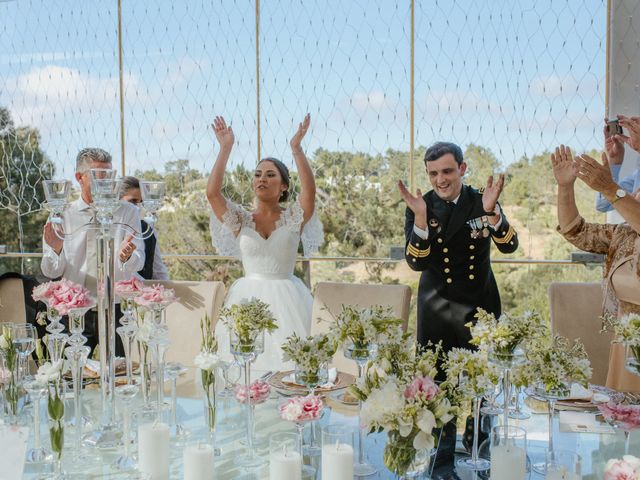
[40,148,145,354]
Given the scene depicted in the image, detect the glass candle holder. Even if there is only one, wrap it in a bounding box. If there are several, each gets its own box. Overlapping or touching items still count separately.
[489,425,527,480]
[545,449,582,480]
[270,431,302,480]
[321,424,354,480]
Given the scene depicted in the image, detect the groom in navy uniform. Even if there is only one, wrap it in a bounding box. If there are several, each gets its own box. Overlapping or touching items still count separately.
[399,141,519,360]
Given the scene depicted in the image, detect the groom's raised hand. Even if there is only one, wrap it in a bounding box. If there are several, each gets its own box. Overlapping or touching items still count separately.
[398,180,427,230]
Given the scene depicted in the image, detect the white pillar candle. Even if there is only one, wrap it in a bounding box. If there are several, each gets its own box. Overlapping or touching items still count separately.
[184,444,215,480]
[138,422,170,480]
[490,444,526,480]
[269,449,302,480]
[546,469,581,480]
[321,442,354,480]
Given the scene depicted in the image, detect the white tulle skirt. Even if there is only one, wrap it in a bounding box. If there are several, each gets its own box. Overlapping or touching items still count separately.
[215,274,312,372]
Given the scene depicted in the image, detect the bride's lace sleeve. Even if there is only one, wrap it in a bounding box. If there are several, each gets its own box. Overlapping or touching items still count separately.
[209,200,250,258]
[283,200,324,257]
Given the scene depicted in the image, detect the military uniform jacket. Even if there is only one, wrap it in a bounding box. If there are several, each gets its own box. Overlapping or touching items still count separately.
[404,184,518,355]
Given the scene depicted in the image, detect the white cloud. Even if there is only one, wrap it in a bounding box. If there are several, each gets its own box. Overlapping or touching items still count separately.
[420,88,508,117]
[350,89,394,112]
[529,74,600,99]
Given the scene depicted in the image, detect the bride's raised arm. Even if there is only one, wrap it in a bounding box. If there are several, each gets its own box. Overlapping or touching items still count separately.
[289,113,316,224]
[206,115,235,221]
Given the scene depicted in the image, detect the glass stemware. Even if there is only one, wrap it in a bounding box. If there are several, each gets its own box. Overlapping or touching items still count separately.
[531,382,571,474]
[114,383,140,471]
[344,340,378,477]
[165,361,190,440]
[116,296,139,385]
[10,323,36,382]
[42,179,71,224]
[625,342,640,377]
[508,385,530,420]
[488,347,525,434]
[294,362,327,456]
[24,379,53,464]
[216,360,241,434]
[230,330,267,469]
[456,394,491,471]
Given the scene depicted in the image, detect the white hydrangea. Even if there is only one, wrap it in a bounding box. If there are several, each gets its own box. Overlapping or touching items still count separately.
[194,351,224,372]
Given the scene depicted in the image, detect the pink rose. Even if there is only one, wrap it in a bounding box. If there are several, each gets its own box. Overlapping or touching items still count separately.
[115,278,145,297]
[404,375,440,401]
[235,380,271,405]
[279,395,324,422]
[134,284,177,308]
[599,402,640,430]
[35,279,95,316]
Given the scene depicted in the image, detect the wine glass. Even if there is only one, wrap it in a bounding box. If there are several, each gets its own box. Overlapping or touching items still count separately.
[165,361,190,440]
[10,323,36,382]
[24,379,53,464]
[530,382,571,474]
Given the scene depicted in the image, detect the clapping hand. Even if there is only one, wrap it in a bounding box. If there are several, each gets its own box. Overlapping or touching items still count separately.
[43,222,64,254]
[574,152,616,193]
[290,113,310,150]
[211,116,234,151]
[118,234,137,263]
[398,181,427,228]
[482,174,505,213]
[550,145,577,186]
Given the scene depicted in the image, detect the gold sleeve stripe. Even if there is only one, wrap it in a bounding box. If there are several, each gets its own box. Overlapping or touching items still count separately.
[406,244,431,257]
[492,226,516,244]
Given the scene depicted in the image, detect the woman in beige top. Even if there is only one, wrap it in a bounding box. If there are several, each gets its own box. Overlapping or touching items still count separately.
[551,144,640,392]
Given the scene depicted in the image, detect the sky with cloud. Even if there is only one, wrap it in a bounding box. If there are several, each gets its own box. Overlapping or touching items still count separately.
[0,0,606,179]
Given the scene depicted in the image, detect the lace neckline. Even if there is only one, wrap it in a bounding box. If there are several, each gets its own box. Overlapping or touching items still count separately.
[248,208,286,240]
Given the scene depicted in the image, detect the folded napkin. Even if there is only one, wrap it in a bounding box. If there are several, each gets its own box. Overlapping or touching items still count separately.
[85,358,126,375]
[565,384,610,403]
[559,411,614,434]
[282,368,338,389]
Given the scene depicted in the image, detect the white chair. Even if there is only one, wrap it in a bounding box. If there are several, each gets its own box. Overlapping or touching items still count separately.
[0,277,26,325]
[548,282,612,385]
[311,281,412,375]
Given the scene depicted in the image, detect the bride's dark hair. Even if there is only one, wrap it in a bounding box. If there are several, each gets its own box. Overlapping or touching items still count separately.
[259,157,290,202]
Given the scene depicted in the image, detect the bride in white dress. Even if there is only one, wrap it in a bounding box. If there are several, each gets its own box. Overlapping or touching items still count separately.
[206,114,323,372]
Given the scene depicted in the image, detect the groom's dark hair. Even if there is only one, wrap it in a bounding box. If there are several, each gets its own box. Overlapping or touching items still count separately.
[259,157,290,202]
[423,142,464,166]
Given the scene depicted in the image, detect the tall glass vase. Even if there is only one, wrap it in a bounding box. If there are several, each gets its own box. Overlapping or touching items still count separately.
[147,307,170,419]
[488,347,524,437]
[344,340,378,477]
[294,361,327,456]
[24,379,53,463]
[456,396,490,471]
[46,378,66,479]
[531,383,570,474]
[231,330,266,469]
[200,368,220,455]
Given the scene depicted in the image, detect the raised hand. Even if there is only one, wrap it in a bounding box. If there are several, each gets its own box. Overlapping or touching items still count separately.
[290,113,310,150]
[550,145,577,186]
[616,115,640,153]
[398,181,427,228]
[574,152,616,193]
[211,116,234,151]
[603,120,625,165]
[43,222,64,254]
[482,174,504,213]
[118,234,137,263]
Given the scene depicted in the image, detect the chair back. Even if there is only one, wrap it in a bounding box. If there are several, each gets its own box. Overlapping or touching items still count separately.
[0,277,26,325]
[311,281,412,374]
[141,280,226,368]
[548,282,611,385]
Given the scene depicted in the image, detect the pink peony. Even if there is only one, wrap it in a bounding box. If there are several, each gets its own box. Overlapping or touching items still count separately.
[32,281,57,302]
[279,394,324,422]
[115,277,145,297]
[604,455,640,480]
[404,375,440,401]
[599,402,640,430]
[134,284,177,308]
[235,380,271,405]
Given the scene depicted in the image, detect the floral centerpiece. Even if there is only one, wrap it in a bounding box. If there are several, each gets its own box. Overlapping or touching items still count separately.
[32,278,96,316]
[350,343,454,477]
[329,305,402,359]
[604,455,640,480]
[602,313,640,375]
[467,308,547,360]
[194,315,223,436]
[219,298,278,354]
[234,380,271,405]
[279,394,324,423]
[134,283,177,310]
[0,326,19,420]
[525,334,592,395]
[281,333,336,387]
[115,277,144,298]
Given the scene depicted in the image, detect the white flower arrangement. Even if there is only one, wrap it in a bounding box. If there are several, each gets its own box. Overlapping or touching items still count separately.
[329,304,402,353]
[442,348,500,401]
[350,342,454,476]
[281,333,336,381]
[195,314,221,432]
[602,313,640,346]
[525,334,592,394]
[219,298,278,350]
[467,308,547,355]
[35,359,65,385]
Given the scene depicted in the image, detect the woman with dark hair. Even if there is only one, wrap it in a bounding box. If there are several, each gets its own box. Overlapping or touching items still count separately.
[207,114,323,371]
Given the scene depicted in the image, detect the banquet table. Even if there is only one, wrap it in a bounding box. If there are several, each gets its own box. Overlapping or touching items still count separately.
[17,368,640,479]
